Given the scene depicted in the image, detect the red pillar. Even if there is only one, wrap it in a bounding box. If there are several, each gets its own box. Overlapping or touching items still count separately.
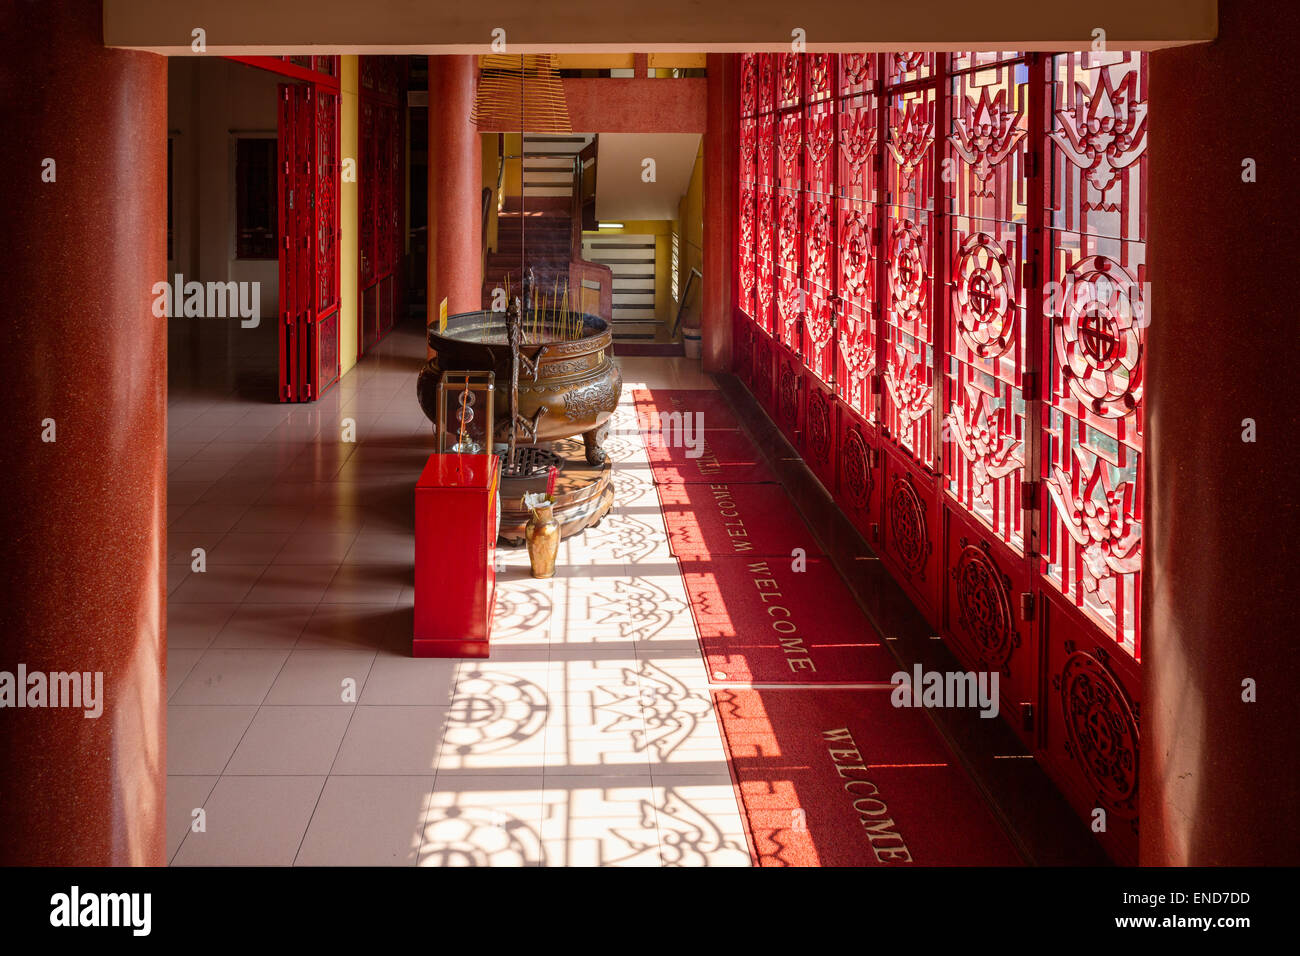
[0,1,167,864]
[1143,0,1300,865]
[428,55,483,330]
[702,53,737,374]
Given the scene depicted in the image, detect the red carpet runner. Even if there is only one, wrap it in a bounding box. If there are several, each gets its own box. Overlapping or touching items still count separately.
[679,555,897,684]
[657,481,823,558]
[713,688,1023,866]
[636,388,1023,866]
[646,429,777,485]
[633,388,744,431]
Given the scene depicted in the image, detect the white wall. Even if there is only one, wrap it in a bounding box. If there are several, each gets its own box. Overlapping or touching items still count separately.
[168,58,281,321]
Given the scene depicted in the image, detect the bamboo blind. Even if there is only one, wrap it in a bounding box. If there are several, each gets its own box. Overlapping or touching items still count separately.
[472,54,572,132]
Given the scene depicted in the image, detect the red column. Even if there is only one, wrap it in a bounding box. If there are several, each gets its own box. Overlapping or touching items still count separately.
[428,55,483,328]
[1143,0,1300,865]
[0,1,167,864]
[702,53,737,374]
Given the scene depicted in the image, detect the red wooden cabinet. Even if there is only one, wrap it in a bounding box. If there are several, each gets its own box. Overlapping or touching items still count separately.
[414,454,500,658]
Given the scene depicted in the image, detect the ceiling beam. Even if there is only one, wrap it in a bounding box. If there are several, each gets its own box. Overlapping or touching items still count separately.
[104,0,1217,54]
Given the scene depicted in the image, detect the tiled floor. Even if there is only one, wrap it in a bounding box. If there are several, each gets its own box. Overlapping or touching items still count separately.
[165,317,750,866]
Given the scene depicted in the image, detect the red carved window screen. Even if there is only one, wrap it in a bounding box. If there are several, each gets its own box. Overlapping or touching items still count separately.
[943,55,1029,552]
[882,60,938,466]
[834,54,879,421]
[1042,52,1147,653]
[733,50,1148,655]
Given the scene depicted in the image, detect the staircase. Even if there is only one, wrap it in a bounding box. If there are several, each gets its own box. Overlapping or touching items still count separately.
[581,233,660,340]
[483,203,575,307]
[482,134,620,319]
[482,135,597,308]
[521,134,592,203]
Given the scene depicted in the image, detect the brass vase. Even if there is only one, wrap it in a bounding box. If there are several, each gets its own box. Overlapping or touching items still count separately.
[522,492,559,579]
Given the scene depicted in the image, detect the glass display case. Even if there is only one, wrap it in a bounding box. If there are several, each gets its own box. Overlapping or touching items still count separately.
[435,370,495,455]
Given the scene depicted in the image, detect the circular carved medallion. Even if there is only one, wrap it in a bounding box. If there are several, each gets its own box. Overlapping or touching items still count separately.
[1054,255,1144,419]
[888,220,928,327]
[1059,650,1139,815]
[954,233,1016,358]
[806,202,831,281]
[842,427,873,509]
[841,210,871,298]
[807,390,831,466]
[952,541,1016,671]
[778,364,798,426]
[887,473,929,576]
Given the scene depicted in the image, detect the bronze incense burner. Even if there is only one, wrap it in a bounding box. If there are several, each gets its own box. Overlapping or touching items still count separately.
[417,306,622,466]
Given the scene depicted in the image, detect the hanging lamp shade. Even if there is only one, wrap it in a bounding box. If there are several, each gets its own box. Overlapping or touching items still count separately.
[472,53,572,132]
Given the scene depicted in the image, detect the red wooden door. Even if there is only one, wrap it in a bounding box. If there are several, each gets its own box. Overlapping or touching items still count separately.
[277,83,340,402]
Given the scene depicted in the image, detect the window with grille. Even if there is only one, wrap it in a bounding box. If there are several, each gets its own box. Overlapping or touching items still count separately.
[734,51,1147,655]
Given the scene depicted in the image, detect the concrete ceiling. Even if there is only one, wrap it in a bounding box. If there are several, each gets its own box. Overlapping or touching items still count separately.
[103,0,1217,52]
[594,133,700,223]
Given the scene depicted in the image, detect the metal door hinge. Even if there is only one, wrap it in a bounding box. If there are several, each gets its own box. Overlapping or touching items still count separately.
[1021,702,1034,732]
[1020,592,1034,622]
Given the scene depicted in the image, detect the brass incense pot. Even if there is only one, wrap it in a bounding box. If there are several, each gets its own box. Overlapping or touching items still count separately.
[417,307,622,466]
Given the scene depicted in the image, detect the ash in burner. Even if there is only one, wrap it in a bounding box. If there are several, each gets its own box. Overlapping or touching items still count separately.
[440,315,597,347]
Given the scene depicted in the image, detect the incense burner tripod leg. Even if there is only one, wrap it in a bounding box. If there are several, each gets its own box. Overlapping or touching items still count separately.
[583,422,609,466]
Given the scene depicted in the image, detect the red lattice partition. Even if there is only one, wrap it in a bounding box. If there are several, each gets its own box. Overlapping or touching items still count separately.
[835,83,878,421]
[1040,587,1141,865]
[801,380,838,494]
[728,52,1148,863]
[880,447,942,626]
[1042,51,1147,656]
[315,88,341,395]
[801,92,836,384]
[750,326,775,410]
[881,78,937,469]
[775,105,803,350]
[773,342,806,449]
[733,312,756,389]
[942,57,1029,554]
[739,54,759,321]
[834,406,882,547]
[943,506,1037,749]
[358,58,405,358]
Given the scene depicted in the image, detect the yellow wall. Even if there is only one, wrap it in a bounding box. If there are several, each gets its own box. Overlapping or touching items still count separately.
[554,54,635,70]
[481,134,501,259]
[675,140,705,326]
[647,53,707,69]
[339,55,360,375]
[583,219,674,322]
[501,132,523,199]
